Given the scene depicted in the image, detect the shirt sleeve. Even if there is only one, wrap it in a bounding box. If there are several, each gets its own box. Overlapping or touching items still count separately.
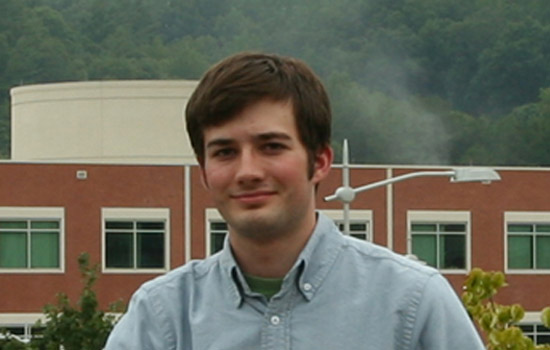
[412,273,485,350]
[104,287,172,350]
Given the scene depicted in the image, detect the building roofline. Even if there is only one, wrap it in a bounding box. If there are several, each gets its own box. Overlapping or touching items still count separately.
[1,158,549,172]
[331,163,550,172]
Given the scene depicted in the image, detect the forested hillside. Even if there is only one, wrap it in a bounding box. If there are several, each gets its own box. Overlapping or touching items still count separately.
[1,0,550,165]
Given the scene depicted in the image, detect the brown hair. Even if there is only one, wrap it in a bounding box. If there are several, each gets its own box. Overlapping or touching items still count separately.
[185,52,331,176]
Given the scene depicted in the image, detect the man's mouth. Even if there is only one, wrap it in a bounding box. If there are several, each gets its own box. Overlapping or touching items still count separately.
[231,191,276,204]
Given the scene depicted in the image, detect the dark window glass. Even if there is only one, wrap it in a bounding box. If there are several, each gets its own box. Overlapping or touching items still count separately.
[440,224,466,232]
[508,224,533,233]
[508,236,533,269]
[211,232,226,254]
[137,231,164,268]
[106,232,133,268]
[441,234,466,269]
[411,223,437,232]
[137,222,165,230]
[106,221,133,230]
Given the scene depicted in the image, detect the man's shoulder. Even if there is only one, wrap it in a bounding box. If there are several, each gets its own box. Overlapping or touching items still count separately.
[314,213,438,283]
[138,254,224,296]
[341,235,439,280]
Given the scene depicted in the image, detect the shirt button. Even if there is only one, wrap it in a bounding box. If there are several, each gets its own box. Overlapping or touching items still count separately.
[303,283,312,291]
[270,315,281,325]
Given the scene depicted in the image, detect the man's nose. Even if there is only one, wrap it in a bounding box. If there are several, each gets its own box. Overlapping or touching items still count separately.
[235,149,264,184]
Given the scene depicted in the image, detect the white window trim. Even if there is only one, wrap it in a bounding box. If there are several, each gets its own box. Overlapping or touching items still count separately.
[504,211,550,275]
[0,313,45,342]
[522,311,546,324]
[407,210,471,274]
[0,313,45,325]
[0,207,65,274]
[320,209,373,241]
[204,209,373,257]
[518,311,550,345]
[101,208,170,273]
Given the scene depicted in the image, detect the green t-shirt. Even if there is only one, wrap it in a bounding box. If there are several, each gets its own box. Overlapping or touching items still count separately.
[243,274,284,300]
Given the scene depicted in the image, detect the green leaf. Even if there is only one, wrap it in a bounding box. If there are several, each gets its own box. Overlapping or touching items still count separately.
[542,307,550,328]
[491,271,507,290]
[510,304,525,323]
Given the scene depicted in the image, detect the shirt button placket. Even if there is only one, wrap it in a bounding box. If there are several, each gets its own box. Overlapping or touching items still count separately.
[262,311,288,349]
[270,315,281,326]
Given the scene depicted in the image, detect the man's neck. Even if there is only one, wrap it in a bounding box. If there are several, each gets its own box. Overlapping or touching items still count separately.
[229,215,317,279]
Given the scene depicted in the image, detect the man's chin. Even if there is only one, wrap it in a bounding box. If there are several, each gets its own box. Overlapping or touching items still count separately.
[227,213,282,239]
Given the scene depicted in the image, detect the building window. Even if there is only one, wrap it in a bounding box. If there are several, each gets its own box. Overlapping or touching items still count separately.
[408,211,470,272]
[507,223,550,270]
[209,221,228,255]
[505,212,550,273]
[0,324,44,342]
[0,207,64,272]
[519,323,550,345]
[336,222,370,241]
[102,208,169,272]
[411,223,466,269]
[206,209,227,256]
[0,314,44,342]
[105,221,165,269]
[323,209,373,242]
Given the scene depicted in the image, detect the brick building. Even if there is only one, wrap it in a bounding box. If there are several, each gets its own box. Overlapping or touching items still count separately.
[1,81,549,343]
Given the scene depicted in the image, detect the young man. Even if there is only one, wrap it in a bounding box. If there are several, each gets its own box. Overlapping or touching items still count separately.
[105,52,484,349]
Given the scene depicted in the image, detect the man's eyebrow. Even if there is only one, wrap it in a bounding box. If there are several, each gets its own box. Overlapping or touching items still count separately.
[205,132,292,149]
[205,138,234,149]
[256,132,292,141]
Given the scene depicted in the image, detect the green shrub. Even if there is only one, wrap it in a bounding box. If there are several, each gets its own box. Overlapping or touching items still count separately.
[463,268,550,350]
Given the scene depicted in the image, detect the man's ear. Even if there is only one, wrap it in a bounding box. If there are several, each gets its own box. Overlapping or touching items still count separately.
[198,159,210,189]
[311,146,333,184]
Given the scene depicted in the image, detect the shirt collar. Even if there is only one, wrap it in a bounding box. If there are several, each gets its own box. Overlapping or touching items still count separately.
[219,238,245,307]
[292,212,344,301]
[219,212,345,306]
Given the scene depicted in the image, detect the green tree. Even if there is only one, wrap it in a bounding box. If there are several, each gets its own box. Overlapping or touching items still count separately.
[3,0,550,165]
[471,19,550,115]
[463,268,550,350]
[495,88,550,166]
[0,330,30,350]
[5,6,86,84]
[166,36,216,79]
[0,99,9,159]
[0,0,25,42]
[30,253,123,350]
[329,73,452,165]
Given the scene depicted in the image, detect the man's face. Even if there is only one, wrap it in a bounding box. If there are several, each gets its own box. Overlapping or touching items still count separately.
[200,99,332,241]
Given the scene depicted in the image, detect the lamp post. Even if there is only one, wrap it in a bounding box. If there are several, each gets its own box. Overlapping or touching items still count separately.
[324,140,501,236]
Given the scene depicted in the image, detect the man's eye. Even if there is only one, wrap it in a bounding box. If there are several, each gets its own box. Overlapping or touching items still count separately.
[212,149,235,158]
[263,143,286,152]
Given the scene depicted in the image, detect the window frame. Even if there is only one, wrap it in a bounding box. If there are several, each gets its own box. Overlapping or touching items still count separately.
[320,209,373,242]
[407,210,471,274]
[205,209,226,257]
[518,312,550,346]
[101,208,170,273]
[505,212,550,275]
[0,207,65,274]
[204,209,373,257]
[0,313,45,342]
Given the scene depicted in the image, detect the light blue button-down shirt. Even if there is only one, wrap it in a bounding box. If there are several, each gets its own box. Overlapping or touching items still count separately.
[105,213,484,350]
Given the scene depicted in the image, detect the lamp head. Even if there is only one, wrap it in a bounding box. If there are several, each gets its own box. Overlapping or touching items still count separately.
[451,168,501,183]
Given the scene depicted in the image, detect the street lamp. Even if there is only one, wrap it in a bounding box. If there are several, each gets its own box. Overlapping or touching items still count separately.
[324,140,501,235]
